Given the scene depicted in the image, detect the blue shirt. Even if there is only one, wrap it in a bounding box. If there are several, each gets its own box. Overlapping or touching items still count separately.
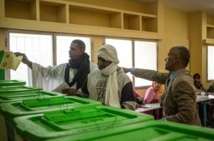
[169,69,181,81]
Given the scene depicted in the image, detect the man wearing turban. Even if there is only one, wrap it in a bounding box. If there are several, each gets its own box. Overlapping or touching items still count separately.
[74,44,136,109]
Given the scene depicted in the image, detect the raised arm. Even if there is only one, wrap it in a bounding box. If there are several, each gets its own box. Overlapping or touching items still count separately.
[123,67,169,85]
[14,52,32,69]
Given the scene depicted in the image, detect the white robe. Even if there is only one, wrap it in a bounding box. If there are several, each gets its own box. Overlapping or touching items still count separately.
[30,62,97,91]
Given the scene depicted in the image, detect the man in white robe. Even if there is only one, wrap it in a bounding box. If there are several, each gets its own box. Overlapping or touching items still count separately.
[15,39,97,92]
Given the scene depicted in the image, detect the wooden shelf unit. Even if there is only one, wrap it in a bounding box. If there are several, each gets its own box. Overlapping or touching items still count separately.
[2,0,162,38]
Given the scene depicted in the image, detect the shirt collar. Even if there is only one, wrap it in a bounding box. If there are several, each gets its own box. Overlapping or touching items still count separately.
[169,69,181,80]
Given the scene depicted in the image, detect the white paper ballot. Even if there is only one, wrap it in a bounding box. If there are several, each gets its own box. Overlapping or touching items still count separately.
[52,82,69,93]
[0,51,23,70]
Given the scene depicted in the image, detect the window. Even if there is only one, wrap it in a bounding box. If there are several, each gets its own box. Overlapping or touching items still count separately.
[105,38,157,87]
[7,31,92,86]
[8,32,53,86]
[207,45,214,81]
[134,41,157,87]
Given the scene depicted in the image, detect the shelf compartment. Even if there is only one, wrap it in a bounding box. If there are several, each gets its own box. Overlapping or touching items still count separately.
[141,16,157,32]
[5,0,36,20]
[123,13,140,30]
[207,16,214,39]
[40,0,67,23]
[207,26,214,39]
[69,5,122,28]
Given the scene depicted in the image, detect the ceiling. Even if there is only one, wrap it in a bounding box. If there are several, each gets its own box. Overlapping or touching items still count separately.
[139,0,214,16]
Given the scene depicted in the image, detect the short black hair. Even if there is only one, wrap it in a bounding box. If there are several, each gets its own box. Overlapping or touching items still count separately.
[72,39,86,51]
[172,46,190,67]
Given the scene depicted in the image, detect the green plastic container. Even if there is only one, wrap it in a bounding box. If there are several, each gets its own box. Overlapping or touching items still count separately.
[46,120,214,141]
[0,87,53,103]
[0,90,62,141]
[0,96,102,120]
[0,86,41,94]
[0,80,26,87]
[14,105,154,141]
[0,96,101,141]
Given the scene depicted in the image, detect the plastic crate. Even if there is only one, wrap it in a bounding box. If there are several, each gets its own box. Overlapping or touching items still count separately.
[14,105,154,141]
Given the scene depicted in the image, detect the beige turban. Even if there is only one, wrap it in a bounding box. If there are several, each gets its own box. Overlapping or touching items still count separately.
[97,44,119,64]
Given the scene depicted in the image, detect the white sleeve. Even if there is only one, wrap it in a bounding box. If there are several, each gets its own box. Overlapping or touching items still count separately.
[31,63,67,91]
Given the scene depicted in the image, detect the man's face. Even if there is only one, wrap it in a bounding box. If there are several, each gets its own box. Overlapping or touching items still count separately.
[69,43,84,60]
[97,57,112,70]
[164,49,177,71]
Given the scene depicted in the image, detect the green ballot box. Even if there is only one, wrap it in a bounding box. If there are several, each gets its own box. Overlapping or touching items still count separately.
[0,86,43,103]
[0,80,26,87]
[0,96,101,141]
[0,90,64,141]
[0,96,102,119]
[46,120,214,141]
[14,105,154,141]
[0,85,41,94]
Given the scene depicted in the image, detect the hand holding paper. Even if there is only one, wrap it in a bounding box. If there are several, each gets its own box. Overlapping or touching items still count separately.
[52,82,70,93]
[0,50,23,70]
